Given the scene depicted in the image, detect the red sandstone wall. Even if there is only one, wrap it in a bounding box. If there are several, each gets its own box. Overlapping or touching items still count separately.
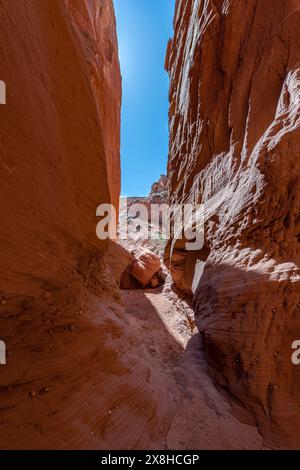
[0,1,169,450]
[166,0,300,447]
[0,0,120,302]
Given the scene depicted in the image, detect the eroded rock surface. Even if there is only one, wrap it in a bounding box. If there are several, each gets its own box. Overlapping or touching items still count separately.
[150,174,168,200]
[121,248,162,289]
[0,0,168,450]
[166,0,300,447]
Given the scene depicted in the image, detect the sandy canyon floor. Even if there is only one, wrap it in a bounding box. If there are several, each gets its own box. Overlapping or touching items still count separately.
[121,282,266,450]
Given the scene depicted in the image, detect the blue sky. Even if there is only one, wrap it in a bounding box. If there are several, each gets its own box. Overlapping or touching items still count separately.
[114,0,175,196]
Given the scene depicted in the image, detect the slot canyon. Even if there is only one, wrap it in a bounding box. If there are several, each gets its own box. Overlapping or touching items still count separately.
[0,0,300,451]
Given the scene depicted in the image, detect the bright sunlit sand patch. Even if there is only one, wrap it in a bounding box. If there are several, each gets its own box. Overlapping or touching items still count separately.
[145,292,190,348]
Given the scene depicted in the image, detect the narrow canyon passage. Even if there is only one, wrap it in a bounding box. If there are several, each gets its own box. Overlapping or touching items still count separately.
[121,283,264,449]
[1,0,300,452]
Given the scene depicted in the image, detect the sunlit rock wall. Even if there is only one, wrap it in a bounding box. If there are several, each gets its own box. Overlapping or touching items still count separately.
[166,0,300,447]
[0,0,169,449]
[0,0,121,301]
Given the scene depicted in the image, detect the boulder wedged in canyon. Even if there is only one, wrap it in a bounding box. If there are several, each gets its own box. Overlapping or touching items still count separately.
[166,0,300,447]
[120,247,164,290]
[118,177,168,290]
[0,0,170,449]
[130,248,160,287]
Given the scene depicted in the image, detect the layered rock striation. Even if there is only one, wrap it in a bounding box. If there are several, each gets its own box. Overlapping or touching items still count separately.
[0,0,121,302]
[0,0,168,449]
[166,0,300,447]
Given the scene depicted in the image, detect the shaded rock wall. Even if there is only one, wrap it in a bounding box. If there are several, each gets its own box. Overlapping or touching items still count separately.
[166,0,300,447]
[0,0,169,449]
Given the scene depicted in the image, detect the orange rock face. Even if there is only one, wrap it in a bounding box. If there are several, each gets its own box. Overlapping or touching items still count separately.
[0,0,169,450]
[67,0,121,214]
[0,0,120,301]
[166,0,300,447]
[131,248,161,288]
[120,248,163,290]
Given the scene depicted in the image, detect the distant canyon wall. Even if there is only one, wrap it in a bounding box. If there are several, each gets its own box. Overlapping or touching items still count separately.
[166,0,300,447]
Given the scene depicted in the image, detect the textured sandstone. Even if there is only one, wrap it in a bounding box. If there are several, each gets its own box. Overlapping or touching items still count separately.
[130,248,161,288]
[120,248,163,290]
[166,0,300,447]
[150,174,168,199]
[0,0,121,301]
[0,0,168,450]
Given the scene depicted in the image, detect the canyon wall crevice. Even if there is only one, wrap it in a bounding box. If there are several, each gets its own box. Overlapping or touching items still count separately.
[166,0,300,447]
